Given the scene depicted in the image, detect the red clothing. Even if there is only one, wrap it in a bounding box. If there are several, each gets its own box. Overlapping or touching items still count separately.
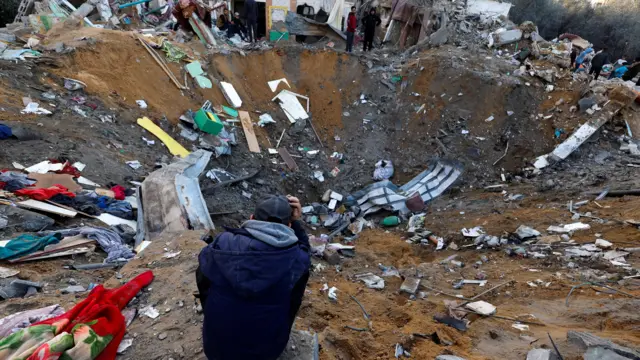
[347,13,357,32]
[15,184,76,200]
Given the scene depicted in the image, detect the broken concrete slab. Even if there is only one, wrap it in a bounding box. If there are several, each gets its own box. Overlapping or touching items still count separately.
[567,331,640,359]
[465,301,496,315]
[400,277,420,294]
[493,29,522,46]
[584,347,634,360]
[141,150,214,239]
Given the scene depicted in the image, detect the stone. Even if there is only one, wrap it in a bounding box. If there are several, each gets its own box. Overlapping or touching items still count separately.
[595,239,613,249]
[158,332,168,340]
[322,248,341,265]
[400,277,420,295]
[61,285,86,294]
[67,278,78,285]
[277,330,318,360]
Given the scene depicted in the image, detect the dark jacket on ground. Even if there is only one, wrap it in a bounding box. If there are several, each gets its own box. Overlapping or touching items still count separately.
[243,0,258,22]
[591,51,611,68]
[197,220,310,360]
[362,11,381,35]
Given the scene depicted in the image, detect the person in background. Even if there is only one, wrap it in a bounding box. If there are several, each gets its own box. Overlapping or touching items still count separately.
[610,60,629,79]
[622,57,640,85]
[197,195,311,360]
[362,8,381,51]
[172,0,212,33]
[234,12,248,39]
[570,47,578,69]
[243,0,258,42]
[217,7,230,30]
[590,47,611,80]
[346,6,357,52]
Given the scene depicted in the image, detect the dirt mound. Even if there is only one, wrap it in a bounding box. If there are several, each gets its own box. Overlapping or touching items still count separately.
[48,29,222,120]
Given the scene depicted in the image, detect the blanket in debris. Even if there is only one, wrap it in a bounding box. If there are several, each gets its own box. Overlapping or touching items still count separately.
[0,271,153,360]
[352,160,462,215]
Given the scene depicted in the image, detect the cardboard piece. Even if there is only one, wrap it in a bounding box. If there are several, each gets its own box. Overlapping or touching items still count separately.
[137,117,190,158]
[18,199,77,217]
[28,173,82,193]
[95,188,116,198]
[239,111,261,153]
[0,266,19,278]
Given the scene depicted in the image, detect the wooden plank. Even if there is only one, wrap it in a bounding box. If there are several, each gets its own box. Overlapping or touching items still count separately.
[18,199,77,217]
[11,246,95,263]
[239,111,261,153]
[278,148,299,171]
[9,236,96,263]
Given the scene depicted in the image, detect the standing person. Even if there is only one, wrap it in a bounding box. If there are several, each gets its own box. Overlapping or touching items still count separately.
[346,6,357,52]
[197,195,311,360]
[362,8,381,51]
[570,47,578,69]
[243,0,258,42]
[590,47,611,80]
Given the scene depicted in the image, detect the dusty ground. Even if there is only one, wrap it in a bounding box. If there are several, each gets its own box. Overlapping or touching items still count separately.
[0,27,639,360]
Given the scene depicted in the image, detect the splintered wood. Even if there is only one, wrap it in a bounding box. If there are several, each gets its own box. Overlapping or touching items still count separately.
[239,111,261,153]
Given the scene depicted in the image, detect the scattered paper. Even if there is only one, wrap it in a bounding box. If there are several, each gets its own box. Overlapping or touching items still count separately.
[25,161,65,174]
[136,100,148,109]
[126,160,142,170]
[140,305,159,319]
[258,113,276,127]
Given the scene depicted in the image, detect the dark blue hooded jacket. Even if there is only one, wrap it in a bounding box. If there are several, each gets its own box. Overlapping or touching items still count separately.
[197,220,310,360]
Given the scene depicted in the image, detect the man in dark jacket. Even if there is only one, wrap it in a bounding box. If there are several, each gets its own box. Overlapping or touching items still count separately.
[243,0,258,42]
[197,195,311,360]
[346,6,357,52]
[590,48,611,80]
[362,8,381,51]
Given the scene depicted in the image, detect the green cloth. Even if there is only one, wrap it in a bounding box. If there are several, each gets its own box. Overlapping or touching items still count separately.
[161,41,187,63]
[0,233,62,260]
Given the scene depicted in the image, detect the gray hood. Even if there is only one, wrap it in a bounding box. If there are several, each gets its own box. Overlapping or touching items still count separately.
[241,220,298,248]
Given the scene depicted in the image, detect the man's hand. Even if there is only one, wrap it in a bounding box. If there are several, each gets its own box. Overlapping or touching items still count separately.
[287,195,302,221]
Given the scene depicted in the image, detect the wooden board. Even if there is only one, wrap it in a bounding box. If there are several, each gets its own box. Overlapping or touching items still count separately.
[239,111,261,153]
[18,199,77,217]
[97,213,137,230]
[278,148,299,171]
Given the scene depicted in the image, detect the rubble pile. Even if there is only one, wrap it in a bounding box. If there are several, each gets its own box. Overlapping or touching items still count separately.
[0,0,639,358]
